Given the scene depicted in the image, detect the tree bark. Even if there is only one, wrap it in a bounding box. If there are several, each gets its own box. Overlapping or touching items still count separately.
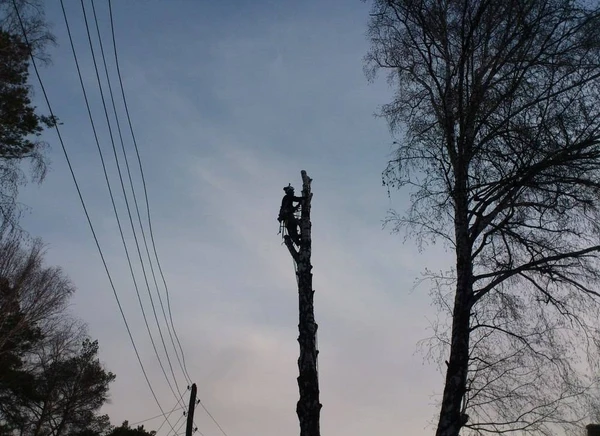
[286,170,321,436]
[436,174,473,436]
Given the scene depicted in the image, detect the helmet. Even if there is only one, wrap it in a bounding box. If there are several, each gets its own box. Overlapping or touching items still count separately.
[283,184,294,194]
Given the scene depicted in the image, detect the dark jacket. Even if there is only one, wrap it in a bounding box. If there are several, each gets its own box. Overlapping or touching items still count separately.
[278,193,303,221]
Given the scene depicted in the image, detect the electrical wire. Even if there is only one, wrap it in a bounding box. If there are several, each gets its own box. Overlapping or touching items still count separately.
[58,0,184,416]
[151,386,188,433]
[107,0,192,384]
[88,0,187,393]
[103,5,230,435]
[168,416,188,436]
[199,401,230,436]
[11,1,176,434]
[155,387,206,436]
[129,405,185,427]
[160,408,185,436]
[78,0,185,408]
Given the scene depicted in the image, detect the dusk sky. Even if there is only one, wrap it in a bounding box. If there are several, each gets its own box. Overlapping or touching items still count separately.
[20,1,454,435]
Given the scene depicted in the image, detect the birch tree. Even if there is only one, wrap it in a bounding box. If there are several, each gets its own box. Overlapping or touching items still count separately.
[0,0,56,229]
[365,1,600,435]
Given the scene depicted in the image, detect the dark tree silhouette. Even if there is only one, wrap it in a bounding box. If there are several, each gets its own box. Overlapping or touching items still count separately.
[108,422,156,436]
[0,0,55,63]
[26,338,115,436]
[0,232,113,436]
[366,0,600,435]
[0,0,56,228]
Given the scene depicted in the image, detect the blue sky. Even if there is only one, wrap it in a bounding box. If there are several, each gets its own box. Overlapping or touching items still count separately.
[20,1,454,435]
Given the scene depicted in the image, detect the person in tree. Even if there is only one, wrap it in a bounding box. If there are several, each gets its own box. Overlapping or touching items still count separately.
[278,184,303,246]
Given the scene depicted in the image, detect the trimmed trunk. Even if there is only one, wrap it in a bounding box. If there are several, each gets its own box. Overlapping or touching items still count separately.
[284,170,321,436]
[296,170,321,436]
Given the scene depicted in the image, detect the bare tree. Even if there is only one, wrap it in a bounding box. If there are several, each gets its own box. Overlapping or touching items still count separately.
[365,1,600,435]
[0,0,55,63]
[0,0,56,229]
[0,230,114,436]
[0,229,74,363]
[25,334,115,436]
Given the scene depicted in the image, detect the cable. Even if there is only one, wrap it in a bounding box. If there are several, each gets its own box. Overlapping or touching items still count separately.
[155,388,206,436]
[11,2,176,434]
[89,0,187,392]
[59,0,182,414]
[108,0,192,383]
[199,401,230,436]
[151,386,188,433]
[108,0,192,384]
[78,0,185,408]
[104,5,230,436]
[169,416,188,436]
[160,409,185,436]
[129,405,185,427]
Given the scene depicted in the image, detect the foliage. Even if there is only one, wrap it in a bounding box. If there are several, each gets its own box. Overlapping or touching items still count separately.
[0,1,55,229]
[70,421,157,436]
[108,422,156,436]
[0,0,55,63]
[23,338,116,436]
[0,231,74,354]
[366,0,600,435]
[0,278,40,434]
[0,231,115,436]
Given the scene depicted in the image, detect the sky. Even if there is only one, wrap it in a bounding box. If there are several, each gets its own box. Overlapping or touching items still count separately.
[19,1,455,435]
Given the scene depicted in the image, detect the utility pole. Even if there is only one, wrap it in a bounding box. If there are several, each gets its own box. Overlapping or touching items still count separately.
[186,384,197,436]
[281,170,321,436]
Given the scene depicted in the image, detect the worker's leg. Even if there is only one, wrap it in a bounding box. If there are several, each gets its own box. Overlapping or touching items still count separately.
[287,219,301,245]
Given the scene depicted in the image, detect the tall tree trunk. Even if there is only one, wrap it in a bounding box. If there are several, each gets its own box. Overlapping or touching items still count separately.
[32,400,49,436]
[436,175,473,436]
[296,170,321,436]
[284,170,321,436]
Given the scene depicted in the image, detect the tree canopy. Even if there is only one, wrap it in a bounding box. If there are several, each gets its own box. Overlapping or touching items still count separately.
[0,231,115,436]
[366,0,600,435]
[0,0,55,229]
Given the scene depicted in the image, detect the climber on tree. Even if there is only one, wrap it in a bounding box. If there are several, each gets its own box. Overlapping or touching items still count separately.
[278,184,303,246]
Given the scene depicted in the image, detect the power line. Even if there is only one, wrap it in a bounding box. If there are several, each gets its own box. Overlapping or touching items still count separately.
[129,405,186,427]
[58,0,183,418]
[77,0,185,409]
[160,408,186,436]
[107,0,192,384]
[88,0,187,393]
[169,415,188,436]
[101,6,230,436]
[200,401,230,436]
[12,1,177,434]
[153,388,205,436]
[148,386,188,432]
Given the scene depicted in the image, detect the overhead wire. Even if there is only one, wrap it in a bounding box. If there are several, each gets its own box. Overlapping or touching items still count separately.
[199,401,230,436]
[151,386,188,433]
[91,4,231,436]
[77,0,185,409]
[107,0,192,384]
[11,1,176,434]
[88,0,187,392]
[129,405,186,427]
[58,0,184,417]
[167,415,188,436]
[106,4,233,435]
[159,408,186,436]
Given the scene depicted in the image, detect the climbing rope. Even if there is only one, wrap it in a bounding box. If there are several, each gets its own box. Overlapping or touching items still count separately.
[278,208,301,285]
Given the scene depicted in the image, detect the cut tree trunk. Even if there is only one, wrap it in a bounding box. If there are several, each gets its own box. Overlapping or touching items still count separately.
[284,170,321,436]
